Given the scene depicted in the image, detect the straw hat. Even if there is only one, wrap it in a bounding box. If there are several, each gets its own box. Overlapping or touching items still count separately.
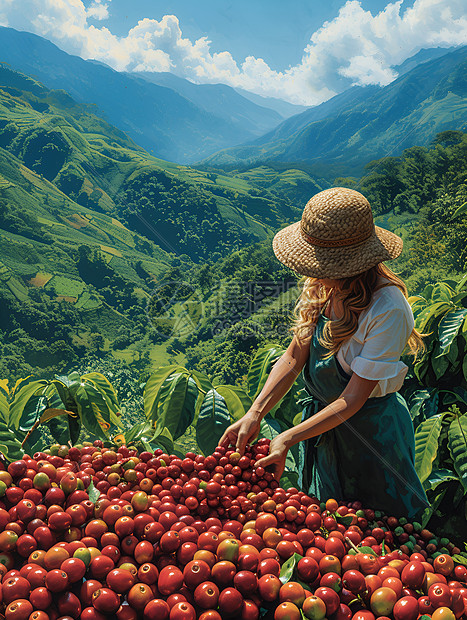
[272,187,403,279]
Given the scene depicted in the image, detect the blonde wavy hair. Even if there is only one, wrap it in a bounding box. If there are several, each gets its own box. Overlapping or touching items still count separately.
[292,263,424,358]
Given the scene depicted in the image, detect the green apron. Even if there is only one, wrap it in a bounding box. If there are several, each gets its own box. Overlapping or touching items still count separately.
[297,312,429,519]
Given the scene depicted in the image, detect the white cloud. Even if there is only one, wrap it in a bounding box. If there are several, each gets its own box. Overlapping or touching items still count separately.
[86,1,110,21]
[0,0,466,105]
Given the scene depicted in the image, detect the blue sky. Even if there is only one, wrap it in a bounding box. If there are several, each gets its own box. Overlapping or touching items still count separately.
[0,0,465,105]
[97,0,410,72]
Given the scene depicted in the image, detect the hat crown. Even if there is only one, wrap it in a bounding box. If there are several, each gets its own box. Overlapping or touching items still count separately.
[301,187,374,243]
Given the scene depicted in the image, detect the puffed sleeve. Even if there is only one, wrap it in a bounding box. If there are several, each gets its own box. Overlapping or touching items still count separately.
[350,305,414,381]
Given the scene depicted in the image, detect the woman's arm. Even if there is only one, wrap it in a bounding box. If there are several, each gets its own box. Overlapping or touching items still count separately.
[254,373,378,478]
[219,334,311,454]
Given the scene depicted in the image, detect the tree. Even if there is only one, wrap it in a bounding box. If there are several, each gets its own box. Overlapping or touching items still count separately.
[360,157,404,214]
[433,130,464,147]
[89,332,105,354]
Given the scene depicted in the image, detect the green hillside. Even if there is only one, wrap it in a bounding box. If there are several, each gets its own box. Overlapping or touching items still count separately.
[0,66,305,258]
[0,65,311,382]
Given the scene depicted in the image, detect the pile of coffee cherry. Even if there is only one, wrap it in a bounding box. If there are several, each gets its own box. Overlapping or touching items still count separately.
[0,438,464,620]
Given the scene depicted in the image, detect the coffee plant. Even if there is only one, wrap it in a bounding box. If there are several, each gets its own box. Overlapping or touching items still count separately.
[403,276,467,538]
[0,372,123,460]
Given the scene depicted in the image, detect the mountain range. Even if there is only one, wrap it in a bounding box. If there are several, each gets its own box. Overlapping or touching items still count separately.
[1,27,465,178]
[202,46,467,177]
[0,27,305,164]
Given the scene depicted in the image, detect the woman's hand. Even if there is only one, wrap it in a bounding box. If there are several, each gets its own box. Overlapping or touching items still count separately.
[219,411,261,455]
[253,434,289,481]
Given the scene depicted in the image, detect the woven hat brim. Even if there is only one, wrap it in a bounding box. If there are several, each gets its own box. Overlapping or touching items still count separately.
[272,222,403,279]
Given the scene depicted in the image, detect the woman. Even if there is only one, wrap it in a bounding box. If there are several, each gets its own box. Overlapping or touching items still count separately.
[220,187,429,518]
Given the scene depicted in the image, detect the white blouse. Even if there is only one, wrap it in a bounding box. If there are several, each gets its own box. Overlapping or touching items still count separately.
[329,282,414,398]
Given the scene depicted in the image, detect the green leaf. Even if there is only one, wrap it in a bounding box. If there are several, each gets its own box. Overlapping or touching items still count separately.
[49,380,75,413]
[456,273,467,292]
[293,412,303,426]
[81,372,122,429]
[452,481,465,507]
[430,282,455,303]
[39,408,76,424]
[146,427,174,454]
[279,553,303,584]
[280,470,300,490]
[9,380,48,430]
[452,201,467,219]
[409,294,425,306]
[214,385,249,422]
[407,389,438,423]
[416,301,453,334]
[452,554,467,566]
[423,468,458,491]
[76,380,119,434]
[356,546,378,556]
[18,395,45,433]
[414,359,429,383]
[196,389,231,455]
[414,414,444,483]
[336,515,354,526]
[0,381,9,425]
[68,416,81,446]
[436,308,467,358]
[0,417,24,461]
[422,284,433,301]
[440,387,467,408]
[189,369,212,397]
[447,414,467,491]
[190,370,213,422]
[431,354,450,381]
[82,372,119,409]
[215,384,252,417]
[22,427,45,455]
[87,481,100,504]
[46,416,71,445]
[124,420,154,445]
[421,487,447,529]
[247,345,284,400]
[446,338,459,366]
[61,371,81,385]
[156,374,197,440]
[463,357,467,384]
[144,365,186,425]
[259,413,282,442]
[72,383,110,439]
[450,291,467,306]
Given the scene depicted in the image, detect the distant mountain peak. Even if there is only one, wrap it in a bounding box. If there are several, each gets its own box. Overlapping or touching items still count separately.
[392,46,458,76]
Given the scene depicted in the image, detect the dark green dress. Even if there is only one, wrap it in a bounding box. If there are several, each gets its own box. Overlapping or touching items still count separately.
[297,312,429,519]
